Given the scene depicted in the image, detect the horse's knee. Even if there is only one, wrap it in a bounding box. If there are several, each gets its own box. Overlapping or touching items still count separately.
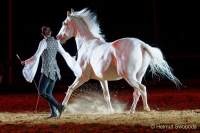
[106,96,111,101]
[66,86,75,95]
[103,91,110,101]
[104,93,110,100]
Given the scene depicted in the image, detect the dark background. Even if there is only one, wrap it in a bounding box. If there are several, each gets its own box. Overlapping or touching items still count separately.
[0,0,199,91]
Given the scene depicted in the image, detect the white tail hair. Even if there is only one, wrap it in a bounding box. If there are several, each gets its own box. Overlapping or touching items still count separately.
[143,43,181,87]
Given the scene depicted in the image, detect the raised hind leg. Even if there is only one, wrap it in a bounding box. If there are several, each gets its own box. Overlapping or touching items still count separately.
[130,89,141,113]
[99,80,114,113]
[138,83,150,112]
[125,77,141,113]
[136,51,151,112]
[125,77,150,113]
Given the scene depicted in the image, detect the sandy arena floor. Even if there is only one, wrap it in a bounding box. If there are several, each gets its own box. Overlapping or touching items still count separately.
[0,87,200,132]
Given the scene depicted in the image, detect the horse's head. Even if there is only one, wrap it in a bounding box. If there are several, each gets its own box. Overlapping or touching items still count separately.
[57,8,105,44]
[57,9,76,43]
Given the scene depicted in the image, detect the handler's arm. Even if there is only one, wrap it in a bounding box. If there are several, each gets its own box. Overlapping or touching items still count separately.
[23,39,47,65]
[57,41,82,77]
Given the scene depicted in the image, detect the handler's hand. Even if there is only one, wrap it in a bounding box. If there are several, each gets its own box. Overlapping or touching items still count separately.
[21,61,25,65]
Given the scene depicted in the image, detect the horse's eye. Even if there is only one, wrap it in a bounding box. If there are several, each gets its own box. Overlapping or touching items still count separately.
[63,22,67,26]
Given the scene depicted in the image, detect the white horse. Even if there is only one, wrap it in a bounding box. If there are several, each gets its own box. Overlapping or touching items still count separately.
[57,8,181,113]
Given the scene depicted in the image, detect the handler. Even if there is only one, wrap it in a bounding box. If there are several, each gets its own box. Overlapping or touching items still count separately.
[21,26,81,118]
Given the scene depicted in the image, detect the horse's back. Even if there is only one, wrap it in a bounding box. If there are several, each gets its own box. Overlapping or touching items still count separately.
[89,37,146,80]
[111,37,144,61]
[111,37,144,47]
[110,37,145,77]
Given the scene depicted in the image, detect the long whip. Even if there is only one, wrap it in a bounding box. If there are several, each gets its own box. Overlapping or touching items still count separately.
[16,54,40,113]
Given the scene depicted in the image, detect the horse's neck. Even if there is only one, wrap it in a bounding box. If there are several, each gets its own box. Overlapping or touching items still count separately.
[74,20,105,51]
[75,36,84,50]
[74,31,99,51]
[75,20,96,42]
[75,35,104,51]
[75,35,93,51]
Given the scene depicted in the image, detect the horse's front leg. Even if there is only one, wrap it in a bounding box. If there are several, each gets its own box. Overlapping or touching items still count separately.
[99,80,114,113]
[62,77,86,107]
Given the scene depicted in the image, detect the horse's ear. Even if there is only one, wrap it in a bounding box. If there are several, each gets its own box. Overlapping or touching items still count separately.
[71,8,74,13]
[67,11,70,16]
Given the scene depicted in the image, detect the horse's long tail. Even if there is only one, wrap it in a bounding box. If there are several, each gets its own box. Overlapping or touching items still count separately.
[142,43,181,87]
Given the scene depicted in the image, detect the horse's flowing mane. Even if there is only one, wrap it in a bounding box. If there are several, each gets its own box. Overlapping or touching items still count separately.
[71,8,105,41]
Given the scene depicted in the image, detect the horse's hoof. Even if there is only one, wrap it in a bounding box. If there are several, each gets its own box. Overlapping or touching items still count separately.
[129,110,135,114]
[144,106,150,112]
[110,109,114,114]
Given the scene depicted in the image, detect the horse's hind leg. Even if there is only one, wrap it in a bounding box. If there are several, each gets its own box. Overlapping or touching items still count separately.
[136,51,151,112]
[138,83,150,112]
[125,76,150,113]
[125,76,141,113]
[130,89,141,113]
[99,80,114,113]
